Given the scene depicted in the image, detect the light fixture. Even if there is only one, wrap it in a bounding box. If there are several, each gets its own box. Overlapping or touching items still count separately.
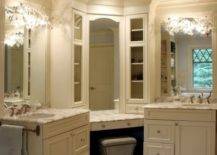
[5,2,50,29]
[163,17,213,36]
[5,29,24,47]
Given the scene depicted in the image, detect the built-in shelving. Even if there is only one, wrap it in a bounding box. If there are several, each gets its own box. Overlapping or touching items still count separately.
[73,11,83,105]
[126,14,147,107]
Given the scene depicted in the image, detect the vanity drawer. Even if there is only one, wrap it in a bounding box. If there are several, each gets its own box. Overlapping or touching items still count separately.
[144,120,175,143]
[43,113,89,139]
[73,125,89,150]
[126,104,144,114]
[91,119,143,131]
[144,109,216,122]
[144,142,174,155]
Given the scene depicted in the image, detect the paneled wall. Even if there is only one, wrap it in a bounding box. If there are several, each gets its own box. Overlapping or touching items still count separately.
[50,0,74,108]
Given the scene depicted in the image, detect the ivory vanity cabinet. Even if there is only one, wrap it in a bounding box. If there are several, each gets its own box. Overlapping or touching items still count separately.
[1,109,90,155]
[144,107,216,155]
[43,113,89,155]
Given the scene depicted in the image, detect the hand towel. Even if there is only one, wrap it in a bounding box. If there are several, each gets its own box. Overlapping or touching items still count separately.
[0,124,24,155]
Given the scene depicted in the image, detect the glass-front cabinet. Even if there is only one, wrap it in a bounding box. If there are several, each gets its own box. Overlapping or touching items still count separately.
[72,10,85,106]
[126,14,148,114]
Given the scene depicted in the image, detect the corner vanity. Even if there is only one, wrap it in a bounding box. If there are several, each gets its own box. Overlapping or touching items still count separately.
[0,109,89,155]
[144,103,217,155]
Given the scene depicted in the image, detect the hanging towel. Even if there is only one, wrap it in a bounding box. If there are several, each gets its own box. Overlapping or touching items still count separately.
[0,124,24,155]
[21,130,28,155]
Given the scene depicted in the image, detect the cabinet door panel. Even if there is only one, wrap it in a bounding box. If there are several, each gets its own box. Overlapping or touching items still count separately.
[175,121,215,155]
[44,132,72,155]
[144,142,174,155]
[72,125,90,155]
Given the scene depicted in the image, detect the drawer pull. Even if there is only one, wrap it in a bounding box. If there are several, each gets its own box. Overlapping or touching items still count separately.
[127,122,131,126]
[101,124,106,128]
[175,123,179,126]
[156,153,160,155]
[157,130,161,134]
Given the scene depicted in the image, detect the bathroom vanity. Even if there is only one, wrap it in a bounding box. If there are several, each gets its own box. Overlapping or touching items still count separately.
[0,109,90,155]
[144,103,217,155]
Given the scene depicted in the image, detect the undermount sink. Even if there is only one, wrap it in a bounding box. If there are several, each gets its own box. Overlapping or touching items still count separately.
[21,113,55,119]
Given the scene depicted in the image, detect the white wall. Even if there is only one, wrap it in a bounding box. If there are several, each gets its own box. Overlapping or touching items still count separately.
[175,36,212,91]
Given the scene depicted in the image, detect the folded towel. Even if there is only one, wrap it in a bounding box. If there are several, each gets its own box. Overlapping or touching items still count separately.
[0,124,24,155]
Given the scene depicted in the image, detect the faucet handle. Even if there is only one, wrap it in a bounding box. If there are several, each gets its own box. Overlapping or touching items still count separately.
[207,91,212,104]
[8,105,17,117]
[21,104,31,114]
[190,95,195,104]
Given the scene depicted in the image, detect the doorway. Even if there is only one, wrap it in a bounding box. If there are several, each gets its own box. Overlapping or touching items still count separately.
[89,18,119,111]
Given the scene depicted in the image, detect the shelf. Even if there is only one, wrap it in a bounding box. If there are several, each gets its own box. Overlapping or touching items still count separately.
[74,82,81,85]
[74,26,80,30]
[131,80,143,83]
[131,63,143,65]
[131,29,143,32]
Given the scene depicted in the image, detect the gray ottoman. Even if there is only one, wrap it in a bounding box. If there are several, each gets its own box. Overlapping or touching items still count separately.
[100,137,137,155]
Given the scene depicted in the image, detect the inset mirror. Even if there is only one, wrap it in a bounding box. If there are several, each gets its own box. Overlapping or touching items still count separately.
[160,17,213,96]
[4,1,49,107]
[89,18,120,111]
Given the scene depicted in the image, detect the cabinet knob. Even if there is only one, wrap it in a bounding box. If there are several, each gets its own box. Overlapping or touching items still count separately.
[101,124,106,128]
[156,153,160,155]
[127,122,131,126]
[175,122,179,126]
[157,130,161,134]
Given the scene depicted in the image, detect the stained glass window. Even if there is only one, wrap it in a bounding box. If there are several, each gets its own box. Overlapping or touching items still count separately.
[193,48,213,89]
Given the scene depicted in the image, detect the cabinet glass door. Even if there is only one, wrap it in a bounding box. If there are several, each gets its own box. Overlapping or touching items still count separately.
[74,45,82,102]
[74,14,82,41]
[131,46,143,99]
[73,11,84,105]
[130,18,143,42]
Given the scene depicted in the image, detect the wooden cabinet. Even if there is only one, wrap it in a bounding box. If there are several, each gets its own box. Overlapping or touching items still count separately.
[14,112,90,155]
[175,121,215,155]
[144,109,216,155]
[44,125,89,155]
[44,132,72,155]
[126,14,148,114]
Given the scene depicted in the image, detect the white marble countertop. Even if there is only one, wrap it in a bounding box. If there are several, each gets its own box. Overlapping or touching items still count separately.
[90,110,144,123]
[1,108,89,124]
[143,102,217,110]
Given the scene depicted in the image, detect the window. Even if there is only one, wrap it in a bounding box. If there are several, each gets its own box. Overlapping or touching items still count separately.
[193,48,213,89]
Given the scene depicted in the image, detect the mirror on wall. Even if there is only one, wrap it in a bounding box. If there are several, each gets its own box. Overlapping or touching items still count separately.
[89,18,120,111]
[4,1,49,107]
[160,17,213,97]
